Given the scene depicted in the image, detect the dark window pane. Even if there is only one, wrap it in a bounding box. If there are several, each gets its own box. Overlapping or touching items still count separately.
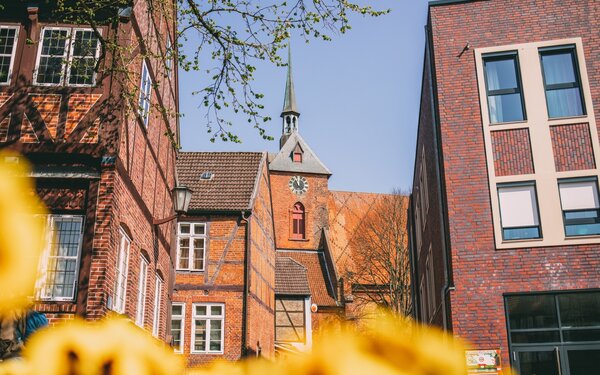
[567,349,600,375]
[511,330,561,344]
[503,226,540,240]
[541,52,576,85]
[488,93,524,123]
[563,329,600,342]
[506,295,558,329]
[558,292,600,327]
[485,58,518,90]
[546,88,584,118]
[517,351,560,375]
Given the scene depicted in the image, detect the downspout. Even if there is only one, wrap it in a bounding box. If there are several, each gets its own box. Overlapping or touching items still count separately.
[425,18,455,332]
[240,210,252,357]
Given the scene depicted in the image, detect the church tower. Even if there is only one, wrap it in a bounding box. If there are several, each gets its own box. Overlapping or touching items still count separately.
[269,47,332,251]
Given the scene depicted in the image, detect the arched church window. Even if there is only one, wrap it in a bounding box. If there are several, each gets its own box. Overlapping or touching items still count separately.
[291,202,305,239]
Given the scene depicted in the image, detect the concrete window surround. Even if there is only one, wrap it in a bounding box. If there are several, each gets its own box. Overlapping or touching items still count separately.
[475,38,600,249]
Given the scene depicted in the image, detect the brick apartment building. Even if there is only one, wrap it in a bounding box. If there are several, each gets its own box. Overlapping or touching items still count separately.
[170,57,396,364]
[409,1,600,374]
[0,0,179,342]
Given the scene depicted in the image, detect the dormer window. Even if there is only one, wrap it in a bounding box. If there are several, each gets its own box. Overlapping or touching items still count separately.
[292,143,303,163]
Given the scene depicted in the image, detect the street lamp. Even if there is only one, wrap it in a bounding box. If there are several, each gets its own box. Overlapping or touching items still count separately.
[153,185,193,225]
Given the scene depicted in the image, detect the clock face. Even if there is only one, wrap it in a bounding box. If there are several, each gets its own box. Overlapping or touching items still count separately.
[289,175,309,195]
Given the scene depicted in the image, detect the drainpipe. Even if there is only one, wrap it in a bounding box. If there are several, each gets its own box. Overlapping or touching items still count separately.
[240,210,252,357]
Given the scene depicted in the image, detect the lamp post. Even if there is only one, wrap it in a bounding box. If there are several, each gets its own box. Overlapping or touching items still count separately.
[153,186,193,225]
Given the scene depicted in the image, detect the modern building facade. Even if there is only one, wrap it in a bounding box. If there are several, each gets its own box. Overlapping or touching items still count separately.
[0,1,179,343]
[409,1,600,374]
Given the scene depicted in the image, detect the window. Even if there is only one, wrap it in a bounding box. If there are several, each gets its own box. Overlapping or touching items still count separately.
[506,292,600,345]
[34,27,100,86]
[497,182,541,240]
[540,46,585,118]
[420,146,429,218]
[192,303,224,354]
[171,304,184,353]
[558,178,600,237]
[113,229,131,313]
[177,223,206,271]
[0,26,19,84]
[292,144,303,163]
[275,298,306,343]
[414,196,422,252]
[152,275,163,337]
[419,279,427,322]
[135,256,149,327]
[425,248,435,319]
[138,60,152,126]
[38,215,84,301]
[483,52,526,123]
[165,37,173,77]
[291,203,305,239]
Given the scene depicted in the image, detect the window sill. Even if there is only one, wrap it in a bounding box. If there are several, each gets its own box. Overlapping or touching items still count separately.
[547,114,588,122]
[501,237,544,245]
[565,234,600,240]
[190,351,224,355]
[490,119,528,126]
[175,269,205,273]
[288,238,309,242]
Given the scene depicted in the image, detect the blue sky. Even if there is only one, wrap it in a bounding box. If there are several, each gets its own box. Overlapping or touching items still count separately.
[178,0,430,194]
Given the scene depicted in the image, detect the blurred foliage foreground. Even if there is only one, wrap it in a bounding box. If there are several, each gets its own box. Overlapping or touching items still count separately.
[0,153,470,375]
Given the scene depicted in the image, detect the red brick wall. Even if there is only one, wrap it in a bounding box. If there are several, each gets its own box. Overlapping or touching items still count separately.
[411,44,447,329]
[173,215,246,365]
[270,172,330,250]
[491,129,535,176]
[247,161,276,358]
[550,123,596,171]
[426,0,600,367]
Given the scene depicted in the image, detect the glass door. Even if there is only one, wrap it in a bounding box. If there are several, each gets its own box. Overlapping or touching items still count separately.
[562,345,600,375]
[514,347,560,375]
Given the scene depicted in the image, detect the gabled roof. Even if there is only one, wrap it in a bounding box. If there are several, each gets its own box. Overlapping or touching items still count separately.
[176,152,264,211]
[277,250,337,307]
[269,132,331,175]
[275,257,311,296]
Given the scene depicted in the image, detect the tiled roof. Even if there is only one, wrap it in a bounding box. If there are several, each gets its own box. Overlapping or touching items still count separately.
[177,152,264,211]
[277,250,337,307]
[275,257,310,296]
[269,132,331,175]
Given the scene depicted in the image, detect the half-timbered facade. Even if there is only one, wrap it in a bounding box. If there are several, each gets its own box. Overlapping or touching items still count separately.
[0,1,179,342]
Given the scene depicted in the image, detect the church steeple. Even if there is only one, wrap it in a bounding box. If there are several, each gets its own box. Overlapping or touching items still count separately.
[280,45,299,148]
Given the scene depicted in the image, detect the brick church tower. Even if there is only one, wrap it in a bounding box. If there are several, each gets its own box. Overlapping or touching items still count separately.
[269,49,342,354]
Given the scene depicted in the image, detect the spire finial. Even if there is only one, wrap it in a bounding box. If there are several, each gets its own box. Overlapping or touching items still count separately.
[281,43,299,117]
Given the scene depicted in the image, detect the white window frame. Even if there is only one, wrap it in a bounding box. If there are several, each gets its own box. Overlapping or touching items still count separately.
[0,25,19,85]
[65,28,102,87]
[113,229,130,313]
[135,256,149,327]
[165,36,173,78]
[34,26,101,87]
[171,303,185,353]
[37,215,84,301]
[152,275,163,337]
[176,222,207,271]
[138,60,152,127]
[191,303,224,354]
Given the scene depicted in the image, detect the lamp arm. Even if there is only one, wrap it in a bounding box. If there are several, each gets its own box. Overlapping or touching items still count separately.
[153,214,178,225]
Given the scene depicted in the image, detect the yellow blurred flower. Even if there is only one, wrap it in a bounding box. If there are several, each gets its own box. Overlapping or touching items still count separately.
[23,317,183,375]
[190,311,469,375]
[0,152,46,314]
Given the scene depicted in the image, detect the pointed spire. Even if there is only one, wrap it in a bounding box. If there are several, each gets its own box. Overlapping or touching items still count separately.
[281,44,299,116]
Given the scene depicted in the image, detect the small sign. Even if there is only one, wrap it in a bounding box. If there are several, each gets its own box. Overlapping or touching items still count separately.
[466,349,502,374]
